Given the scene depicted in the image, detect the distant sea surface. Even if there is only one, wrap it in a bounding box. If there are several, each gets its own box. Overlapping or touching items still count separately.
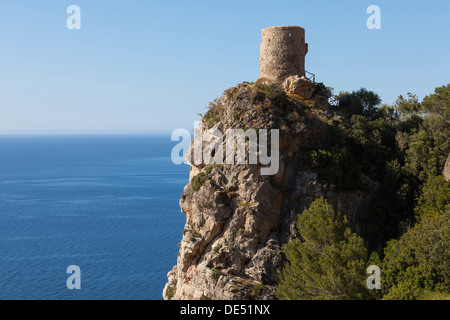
[0,135,188,300]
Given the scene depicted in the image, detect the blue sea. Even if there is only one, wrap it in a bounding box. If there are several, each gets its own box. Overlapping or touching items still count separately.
[0,135,188,300]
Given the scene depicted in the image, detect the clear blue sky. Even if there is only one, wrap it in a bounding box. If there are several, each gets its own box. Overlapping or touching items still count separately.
[0,0,448,134]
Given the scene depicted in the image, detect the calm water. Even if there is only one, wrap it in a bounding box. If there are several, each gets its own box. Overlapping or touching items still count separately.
[0,135,188,300]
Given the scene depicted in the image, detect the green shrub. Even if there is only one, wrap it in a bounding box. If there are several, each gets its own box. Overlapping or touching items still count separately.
[205,165,213,175]
[276,198,370,300]
[238,202,251,208]
[382,208,450,300]
[414,176,450,222]
[191,172,208,191]
[251,283,264,296]
[303,146,361,191]
[210,268,223,281]
[203,99,221,128]
[418,291,450,300]
[236,228,251,238]
[191,166,214,191]
[254,82,289,107]
[165,286,176,300]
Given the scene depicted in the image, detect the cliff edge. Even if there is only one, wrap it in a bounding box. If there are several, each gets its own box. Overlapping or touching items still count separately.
[163,77,380,300]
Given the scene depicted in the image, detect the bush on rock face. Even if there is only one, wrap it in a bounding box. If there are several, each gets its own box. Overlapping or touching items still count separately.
[276,198,370,300]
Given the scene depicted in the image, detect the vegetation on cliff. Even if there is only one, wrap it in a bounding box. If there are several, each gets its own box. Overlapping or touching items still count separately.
[165,79,449,300]
[276,198,370,300]
[277,84,450,300]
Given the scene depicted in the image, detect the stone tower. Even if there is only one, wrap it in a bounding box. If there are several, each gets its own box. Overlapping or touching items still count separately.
[260,26,308,83]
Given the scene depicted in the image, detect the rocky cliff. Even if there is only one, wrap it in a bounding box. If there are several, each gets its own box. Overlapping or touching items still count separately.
[163,77,379,300]
[444,153,450,181]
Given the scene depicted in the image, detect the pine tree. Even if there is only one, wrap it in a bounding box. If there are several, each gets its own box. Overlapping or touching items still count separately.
[276,198,370,300]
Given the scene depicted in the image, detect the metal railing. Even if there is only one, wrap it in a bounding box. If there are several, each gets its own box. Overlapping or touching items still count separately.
[305,70,315,83]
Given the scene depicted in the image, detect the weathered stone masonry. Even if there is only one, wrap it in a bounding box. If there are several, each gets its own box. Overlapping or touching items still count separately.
[260,25,308,83]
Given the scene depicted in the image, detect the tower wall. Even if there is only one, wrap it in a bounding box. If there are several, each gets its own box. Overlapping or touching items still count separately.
[260,26,308,83]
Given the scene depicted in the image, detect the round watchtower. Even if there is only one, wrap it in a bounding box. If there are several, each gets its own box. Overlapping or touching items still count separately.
[260,26,308,83]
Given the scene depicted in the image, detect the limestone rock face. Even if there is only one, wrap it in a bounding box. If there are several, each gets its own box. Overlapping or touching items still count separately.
[163,80,378,300]
[283,75,314,99]
[444,153,450,181]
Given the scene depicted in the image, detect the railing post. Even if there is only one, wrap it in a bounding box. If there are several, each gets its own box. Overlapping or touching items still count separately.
[305,70,315,83]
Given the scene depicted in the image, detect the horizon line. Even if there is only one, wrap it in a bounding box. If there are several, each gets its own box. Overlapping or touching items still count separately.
[0,132,175,136]
[0,130,177,136]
